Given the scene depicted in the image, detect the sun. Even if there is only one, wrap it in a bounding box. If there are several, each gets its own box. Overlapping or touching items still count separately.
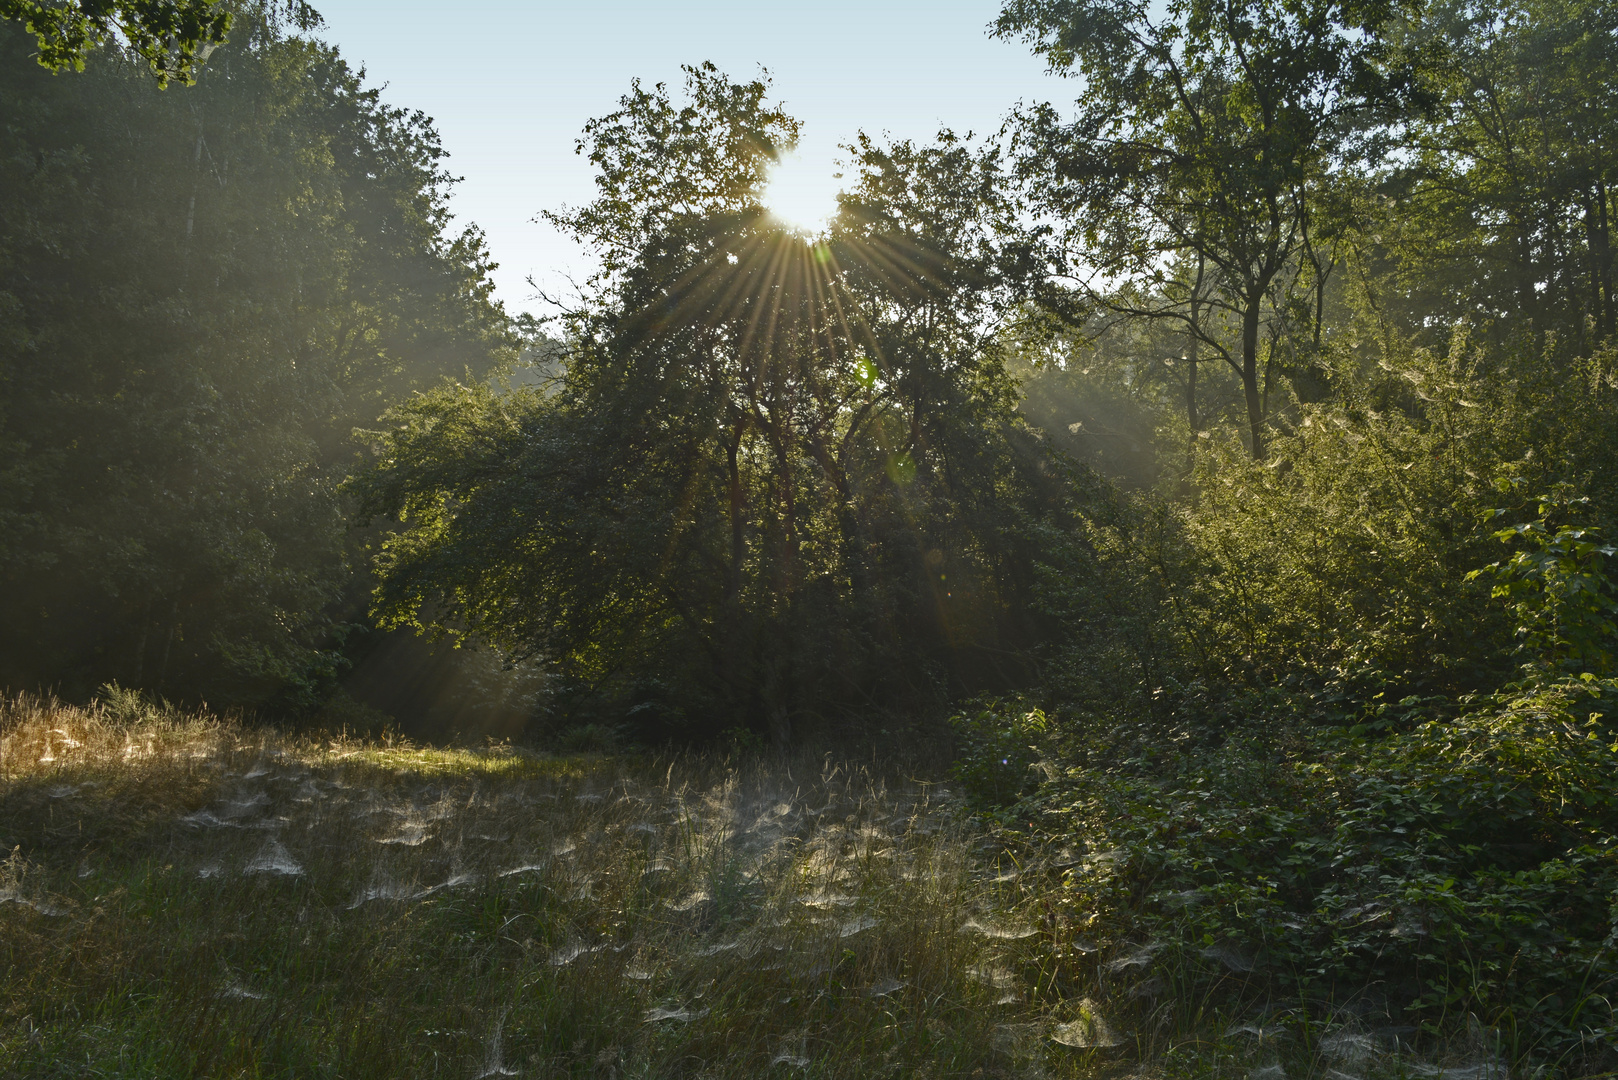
[761,151,840,236]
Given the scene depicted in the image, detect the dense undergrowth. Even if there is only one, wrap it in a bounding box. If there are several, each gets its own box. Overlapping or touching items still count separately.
[926,332,1618,1079]
[7,690,1604,1079]
[952,677,1618,1078]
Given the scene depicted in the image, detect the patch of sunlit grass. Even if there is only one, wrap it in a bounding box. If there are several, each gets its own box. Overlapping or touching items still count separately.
[0,692,1505,1079]
[314,742,611,781]
[0,692,1076,1077]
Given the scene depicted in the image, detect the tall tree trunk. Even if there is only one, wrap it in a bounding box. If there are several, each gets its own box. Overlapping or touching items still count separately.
[770,418,797,596]
[1186,341,1199,435]
[1603,185,1615,339]
[1241,296,1266,461]
[725,422,746,614]
[1185,255,1205,472]
[722,420,748,717]
[1516,219,1537,334]
[1588,183,1614,339]
[810,436,865,598]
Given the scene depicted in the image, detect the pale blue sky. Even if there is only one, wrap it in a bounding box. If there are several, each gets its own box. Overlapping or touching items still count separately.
[310,1,1067,316]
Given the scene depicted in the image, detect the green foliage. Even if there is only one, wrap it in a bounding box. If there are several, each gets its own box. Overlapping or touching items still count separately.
[0,15,513,707]
[947,699,1050,811]
[1470,493,1618,677]
[357,66,1077,740]
[0,0,233,86]
[1029,325,1618,713]
[995,239,1618,1064]
[718,725,764,755]
[1381,0,1618,352]
[997,0,1432,458]
[94,680,174,726]
[1027,487,1183,718]
[9,0,1618,1063]
[1000,679,1618,1065]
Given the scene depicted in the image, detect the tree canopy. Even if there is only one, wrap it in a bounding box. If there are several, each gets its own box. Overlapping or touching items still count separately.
[1,0,233,85]
[1,0,1615,758]
[356,65,1076,741]
[0,11,513,707]
[996,0,1432,457]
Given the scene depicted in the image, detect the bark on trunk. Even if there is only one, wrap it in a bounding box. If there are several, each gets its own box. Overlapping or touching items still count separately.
[721,421,748,715]
[1241,298,1266,461]
[1587,184,1614,339]
[1187,339,1199,435]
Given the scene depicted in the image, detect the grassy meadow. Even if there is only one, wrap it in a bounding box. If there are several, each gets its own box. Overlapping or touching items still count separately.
[0,692,1529,1080]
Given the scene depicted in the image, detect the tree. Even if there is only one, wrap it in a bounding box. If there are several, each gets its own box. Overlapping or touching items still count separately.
[0,13,514,706]
[996,0,1429,458]
[1,0,233,85]
[1375,0,1618,352]
[357,66,1074,741]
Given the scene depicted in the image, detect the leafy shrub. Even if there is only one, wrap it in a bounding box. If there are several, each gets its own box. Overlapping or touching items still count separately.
[1032,330,1618,720]
[1470,491,1618,677]
[1016,678,1618,1066]
[948,698,1052,811]
[95,682,174,727]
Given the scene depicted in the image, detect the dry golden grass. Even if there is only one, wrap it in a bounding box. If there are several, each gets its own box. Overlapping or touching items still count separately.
[0,692,1114,1079]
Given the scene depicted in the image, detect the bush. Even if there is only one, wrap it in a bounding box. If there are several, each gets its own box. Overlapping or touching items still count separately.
[1010,677,1618,1067]
[1469,491,1618,678]
[948,698,1052,812]
[1032,329,1618,720]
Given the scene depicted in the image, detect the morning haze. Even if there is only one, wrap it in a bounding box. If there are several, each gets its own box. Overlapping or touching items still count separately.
[4,0,1618,1075]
